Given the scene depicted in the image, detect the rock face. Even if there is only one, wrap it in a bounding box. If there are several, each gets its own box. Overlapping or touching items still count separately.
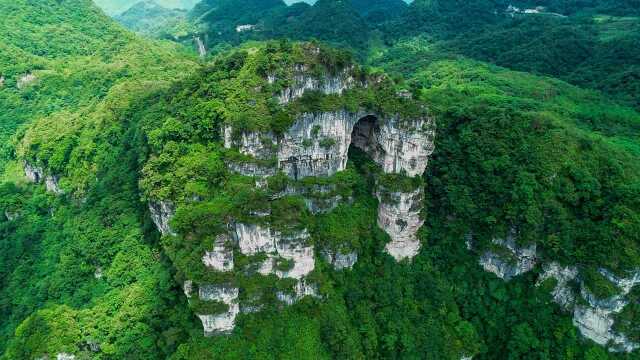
[477,232,537,281]
[276,279,319,305]
[197,285,240,335]
[278,110,365,180]
[376,188,424,261]
[23,162,64,195]
[149,57,438,336]
[232,223,315,281]
[537,263,578,309]
[225,112,435,182]
[4,211,20,221]
[270,64,359,105]
[17,73,37,89]
[323,250,358,270]
[572,269,640,352]
[194,36,206,57]
[202,234,234,272]
[352,116,435,177]
[535,263,640,352]
[149,201,176,236]
[225,110,435,262]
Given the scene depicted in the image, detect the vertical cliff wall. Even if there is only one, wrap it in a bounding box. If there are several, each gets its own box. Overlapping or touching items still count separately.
[145,45,436,335]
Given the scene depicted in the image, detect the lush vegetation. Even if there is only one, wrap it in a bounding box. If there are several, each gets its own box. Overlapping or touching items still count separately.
[2,0,640,359]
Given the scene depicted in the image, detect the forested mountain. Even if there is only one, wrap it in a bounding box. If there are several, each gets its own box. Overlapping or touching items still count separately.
[114,0,190,37]
[2,0,640,359]
[94,0,199,15]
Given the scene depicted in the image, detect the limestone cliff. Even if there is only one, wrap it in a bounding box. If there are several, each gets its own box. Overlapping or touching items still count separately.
[23,162,64,195]
[476,231,537,281]
[145,44,437,335]
[376,187,424,261]
[269,64,361,105]
[482,255,640,352]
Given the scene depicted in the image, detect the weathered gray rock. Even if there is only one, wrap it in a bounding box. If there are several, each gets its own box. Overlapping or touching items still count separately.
[24,162,43,183]
[322,250,358,270]
[278,110,365,180]
[224,126,276,160]
[45,175,63,195]
[195,36,206,57]
[149,201,176,236]
[234,223,277,255]
[478,232,537,281]
[202,234,234,272]
[572,269,640,352]
[4,210,20,221]
[270,64,360,105]
[197,285,240,335]
[352,116,435,177]
[276,278,319,305]
[94,266,103,279]
[376,187,424,261]
[183,280,193,298]
[17,73,37,89]
[274,231,315,279]
[225,111,435,181]
[536,262,578,309]
[536,264,640,352]
[232,223,315,280]
[23,162,64,195]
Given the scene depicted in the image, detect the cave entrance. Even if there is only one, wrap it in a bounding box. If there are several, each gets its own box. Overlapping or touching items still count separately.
[347,115,380,171]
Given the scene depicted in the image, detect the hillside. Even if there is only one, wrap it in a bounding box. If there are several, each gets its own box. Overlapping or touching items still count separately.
[2,0,640,359]
[0,0,197,358]
[94,0,199,15]
[114,0,190,37]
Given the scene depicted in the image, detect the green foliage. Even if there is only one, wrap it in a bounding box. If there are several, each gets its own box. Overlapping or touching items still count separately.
[3,0,640,358]
[420,59,640,272]
[582,268,621,299]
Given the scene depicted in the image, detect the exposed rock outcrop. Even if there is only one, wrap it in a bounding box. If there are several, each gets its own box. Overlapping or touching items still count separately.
[45,175,63,195]
[376,187,424,261]
[4,210,20,221]
[537,264,640,351]
[276,279,319,305]
[323,250,358,270]
[270,64,359,105]
[572,269,640,352]
[225,111,435,181]
[23,162,64,195]
[194,36,206,58]
[197,284,240,335]
[537,262,578,309]
[352,116,435,177]
[477,231,537,281]
[278,110,367,180]
[149,201,176,236]
[17,73,37,89]
[202,234,234,272]
[232,223,315,280]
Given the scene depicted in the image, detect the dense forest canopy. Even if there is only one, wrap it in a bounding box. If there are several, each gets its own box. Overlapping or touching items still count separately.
[1,0,639,359]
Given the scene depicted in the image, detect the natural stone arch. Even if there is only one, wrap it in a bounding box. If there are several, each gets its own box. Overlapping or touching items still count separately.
[276,110,434,181]
[350,114,380,158]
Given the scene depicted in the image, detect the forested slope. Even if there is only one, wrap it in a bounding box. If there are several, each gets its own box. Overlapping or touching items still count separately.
[0,0,198,358]
[1,0,640,359]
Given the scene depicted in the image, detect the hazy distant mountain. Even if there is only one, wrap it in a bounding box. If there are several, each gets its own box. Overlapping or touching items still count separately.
[93,0,199,15]
[115,0,190,37]
[284,0,412,4]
